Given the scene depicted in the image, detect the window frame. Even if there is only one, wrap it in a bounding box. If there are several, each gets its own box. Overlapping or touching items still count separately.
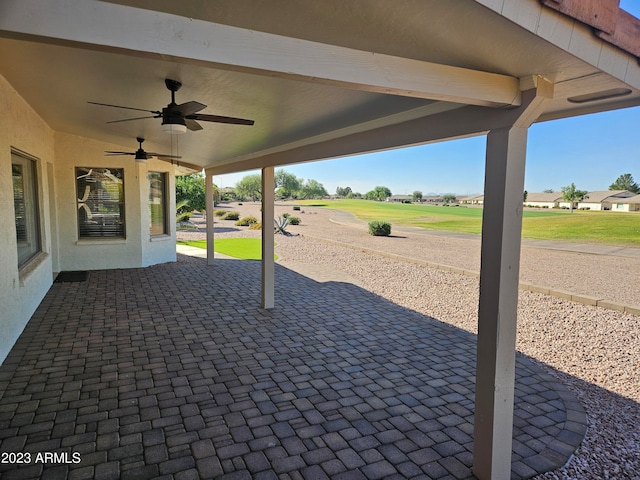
[75,167,126,239]
[12,150,42,269]
[148,171,169,236]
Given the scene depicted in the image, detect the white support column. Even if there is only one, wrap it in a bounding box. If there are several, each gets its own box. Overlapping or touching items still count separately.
[473,127,528,479]
[472,78,553,480]
[261,166,275,309]
[205,171,215,266]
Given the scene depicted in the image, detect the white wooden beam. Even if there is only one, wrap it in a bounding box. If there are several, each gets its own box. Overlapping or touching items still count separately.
[473,79,553,479]
[0,0,521,107]
[261,167,275,310]
[205,172,215,266]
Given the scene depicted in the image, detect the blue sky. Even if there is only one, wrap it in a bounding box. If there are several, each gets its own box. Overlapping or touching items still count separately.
[217,2,640,195]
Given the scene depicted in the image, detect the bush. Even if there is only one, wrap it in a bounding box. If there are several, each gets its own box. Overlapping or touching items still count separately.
[282,212,290,218]
[214,209,226,217]
[288,216,301,225]
[222,211,240,221]
[368,220,391,236]
[292,205,301,211]
[249,222,262,230]
[235,215,258,226]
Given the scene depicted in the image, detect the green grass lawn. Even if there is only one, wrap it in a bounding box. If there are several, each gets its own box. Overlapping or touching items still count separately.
[298,199,640,246]
[177,238,278,260]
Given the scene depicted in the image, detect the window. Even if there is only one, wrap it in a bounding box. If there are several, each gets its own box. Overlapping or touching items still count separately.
[76,167,125,238]
[148,171,168,235]
[12,152,41,267]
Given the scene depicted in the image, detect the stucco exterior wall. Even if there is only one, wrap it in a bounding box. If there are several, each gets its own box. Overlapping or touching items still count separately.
[0,74,55,364]
[1,75,178,365]
[55,134,178,270]
[55,133,144,270]
[578,202,606,211]
[525,201,556,208]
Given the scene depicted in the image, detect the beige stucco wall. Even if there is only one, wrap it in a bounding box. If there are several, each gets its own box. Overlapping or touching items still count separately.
[1,74,177,365]
[525,202,556,208]
[55,134,177,270]
[0,74,55,364]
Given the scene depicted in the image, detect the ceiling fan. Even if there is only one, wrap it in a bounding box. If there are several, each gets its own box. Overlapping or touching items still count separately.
[105,137,181,162]
[89,78,255,134]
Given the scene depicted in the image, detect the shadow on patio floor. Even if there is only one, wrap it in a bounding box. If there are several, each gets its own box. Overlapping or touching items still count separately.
[0,255,586,480]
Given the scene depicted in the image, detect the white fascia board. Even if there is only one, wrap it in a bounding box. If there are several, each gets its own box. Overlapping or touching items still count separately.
[0,0,521,107]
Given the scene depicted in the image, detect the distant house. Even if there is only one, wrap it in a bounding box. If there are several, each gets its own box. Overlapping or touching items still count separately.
[423,195,443,204]
[578,190,635,210]
[387,194,413,203]
[611,194,640,212]
[460,194,484,205]
[525,192,563,208]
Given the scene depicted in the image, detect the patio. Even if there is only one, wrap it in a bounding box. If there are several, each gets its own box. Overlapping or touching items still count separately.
[0,255,586,479]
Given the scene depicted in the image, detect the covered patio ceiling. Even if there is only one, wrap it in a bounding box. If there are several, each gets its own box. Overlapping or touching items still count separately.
[2,1,640,478]
[0,0,639,175]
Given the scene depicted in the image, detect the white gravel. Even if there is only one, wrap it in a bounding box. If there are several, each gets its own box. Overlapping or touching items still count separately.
[179,202,640,479]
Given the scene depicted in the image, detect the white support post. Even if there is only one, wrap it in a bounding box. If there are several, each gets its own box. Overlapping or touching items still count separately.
[205,171,215,266]
[472,78,553,480]
[261,166,275,309]
[473,127,528,479]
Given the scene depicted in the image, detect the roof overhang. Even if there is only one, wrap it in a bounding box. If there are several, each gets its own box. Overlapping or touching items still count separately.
[0,0,638,175]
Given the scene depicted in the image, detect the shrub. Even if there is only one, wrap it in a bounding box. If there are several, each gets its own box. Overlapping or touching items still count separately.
[292,205,301,211]
[282,212,290,218]
[222,211,240,221]
[235,215,258,226]
[249,222,262,230]
[368,220,391,236]
[287,216,301,225]
[214,209,226,217]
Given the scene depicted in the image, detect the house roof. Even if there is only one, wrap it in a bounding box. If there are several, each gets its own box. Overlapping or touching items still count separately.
[526,192,563,203]
[0,0,639,175]
[617,194,640,204]
[581,190,635,203]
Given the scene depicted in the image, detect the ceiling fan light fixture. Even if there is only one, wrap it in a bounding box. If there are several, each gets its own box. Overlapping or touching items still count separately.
[162,122,187,135]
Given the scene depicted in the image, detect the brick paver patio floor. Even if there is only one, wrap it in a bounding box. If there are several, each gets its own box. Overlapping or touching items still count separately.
[0,255,586,479]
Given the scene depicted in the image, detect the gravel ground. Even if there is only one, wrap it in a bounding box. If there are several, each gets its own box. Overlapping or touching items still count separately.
[178,202,640,479]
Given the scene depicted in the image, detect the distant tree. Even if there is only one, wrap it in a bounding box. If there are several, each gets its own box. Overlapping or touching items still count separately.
[176,173,206,212]
[543,188,555,193]
[442,194,457,204]
[275,169,302,199]
[298,179,328,199]
[235,174,262,201]
[336,186,352,198]
[561,183,588,213]
[412,191,423,203]
[523,190,528,203]
[365,186,392,201]
[609,173,639,193]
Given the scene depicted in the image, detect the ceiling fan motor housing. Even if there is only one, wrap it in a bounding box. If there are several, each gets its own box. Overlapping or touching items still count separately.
[162,106,187,127]
[134,148,148,161]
